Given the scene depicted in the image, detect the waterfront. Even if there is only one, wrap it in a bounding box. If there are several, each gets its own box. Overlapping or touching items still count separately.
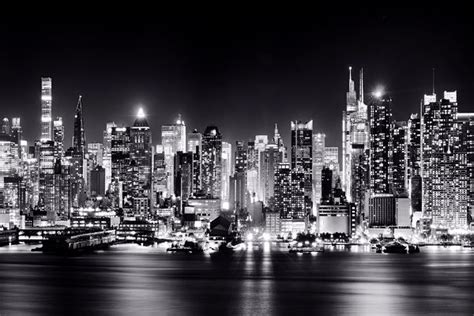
[0,244,473,315]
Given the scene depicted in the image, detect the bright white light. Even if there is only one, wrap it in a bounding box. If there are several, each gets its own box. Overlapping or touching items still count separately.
[222,201,230,210]
[137,108,146,119]
[373,90,383,98]
[41,95,52,101]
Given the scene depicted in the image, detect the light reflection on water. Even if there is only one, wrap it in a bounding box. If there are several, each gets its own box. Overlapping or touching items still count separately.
[0,244,472,315]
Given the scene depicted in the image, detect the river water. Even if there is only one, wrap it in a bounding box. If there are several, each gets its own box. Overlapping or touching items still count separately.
[0,243,473,315]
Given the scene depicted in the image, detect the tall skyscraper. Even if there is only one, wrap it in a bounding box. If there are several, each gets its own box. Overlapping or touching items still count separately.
[260,143,281,205]
[407,113,422,214]
[11,118,22,159]
[369,93,393,194]
[187,129,202,196]
[41,77,53,142]
[274,162,292,217]
[102,122,116,190]
[221,141,232,204]
[161,114,186,196]
[290,120,313,216]
[72,95,86,156]
[459,112,474,224]
[187,129,202,154]
[342,67,369,218]
[129,108,153,214]
[422,91,469,228]
[38,140,57,221]
[312,133,325,210]
[201,126,222,199]
[152,145,168,205]
[174,151,193,201]
[392,120,407,195]
[53,117,64,159]
[254,135,268,201]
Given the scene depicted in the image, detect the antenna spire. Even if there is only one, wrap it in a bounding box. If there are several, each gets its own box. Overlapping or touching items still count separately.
[359,68,364,103]
[432,68,435,95]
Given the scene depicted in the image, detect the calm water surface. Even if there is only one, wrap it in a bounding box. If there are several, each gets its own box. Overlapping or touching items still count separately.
[0,243,473,315]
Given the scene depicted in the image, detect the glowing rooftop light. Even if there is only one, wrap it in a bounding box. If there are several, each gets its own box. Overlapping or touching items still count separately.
[372,90,383,98]
[137,108,146,119]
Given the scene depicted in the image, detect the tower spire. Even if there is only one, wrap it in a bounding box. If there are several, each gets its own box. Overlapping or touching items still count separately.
[432,68,435,95]
[359,68,364,104]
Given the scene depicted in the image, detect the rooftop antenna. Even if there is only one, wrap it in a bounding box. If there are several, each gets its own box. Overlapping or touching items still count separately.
[432,68,435,95]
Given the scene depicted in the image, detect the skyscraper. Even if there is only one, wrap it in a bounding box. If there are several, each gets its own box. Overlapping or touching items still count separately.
[102,122,116,190]
[260,143,281,205]
[407,113,422,214]
[201,126,222,199]
[221,141,232,204]
[392,120,407,196]
[312,133,325,210]
[72,95,86,157]
[174,151,193,201]
[130,108,153,214]
[161,115,186,196]
[274,162,292,217]
[369,93,393,194]
[254,135,268,201]
[291,120,313,216]
[422,91,469,228]
[53,117,64,159]
[41,77,52,142]
[342,67,369,218]
[1,118,10,135]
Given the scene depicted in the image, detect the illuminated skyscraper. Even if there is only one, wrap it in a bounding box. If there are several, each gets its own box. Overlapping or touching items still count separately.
[53,117,64,159]
[41,77,53,142]
[291,120,313,216]
[407,113,422,214]
[201,126,222,199]
[312,133,325,211]
[260,143,281,205]
[342,67,369,217]
[1,118,10,135]
[422,91,469,228]
[72,96,85,157]
[392,120,407,195]
[369,93,393,194]
[254,135,268,201]
[102,122,116,189]
[38,140,57,221]
[174,151,193,201]
[221,141,232,204]
[459,112,474,223]
[161,114,186,196]
[274,162,291,217]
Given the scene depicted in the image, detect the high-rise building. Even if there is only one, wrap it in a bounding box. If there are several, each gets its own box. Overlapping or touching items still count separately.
[246,141,258,200]
[1,118,10,135]
[41,77,53,142]
[235,141,247,174]
[152,145,168,205]
[102,122,116,190]
[161,115,186,196]
[342,67,369,219]
[72,96,85,157]
[260,143,281,205]
[392,120,407,195]
[422,91,469,228]
[87,143,104,167]
[321,166,333,204]
[407,113,422,214]
[312,133,325,211]
[187,129,202,154]
[324,147,339,173]
[11,118,22,159]
[458,112,474,224]
[129,108,153,214]
[291,120,313,217]
[38,140,57,221]
[174,151,193,201]
[110,125,131,208]
[90,165,105,196]
[221,141,232,204]
[201,126,222,199]
[274,162,292,217]
[53,117,64,159]
[369,93,393,194]
[254,135,268,201]
[230,172,246,211]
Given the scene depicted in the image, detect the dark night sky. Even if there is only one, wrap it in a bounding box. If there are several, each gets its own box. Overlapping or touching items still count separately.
[1,8,474,150]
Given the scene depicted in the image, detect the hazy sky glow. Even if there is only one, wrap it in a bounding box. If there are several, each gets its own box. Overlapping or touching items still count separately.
[1,9,473,148]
